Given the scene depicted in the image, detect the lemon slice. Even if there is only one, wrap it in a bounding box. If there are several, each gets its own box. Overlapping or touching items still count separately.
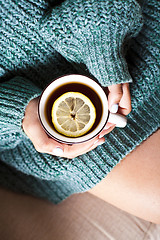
[51,92,96,137]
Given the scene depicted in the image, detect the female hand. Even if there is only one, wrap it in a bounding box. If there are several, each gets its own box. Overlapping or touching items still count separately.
[22,97,105,159]
[98,83,132,138]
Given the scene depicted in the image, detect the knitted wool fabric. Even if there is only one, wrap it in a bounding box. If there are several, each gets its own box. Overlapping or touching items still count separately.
[40,0,143,85]
[0,0,160,203]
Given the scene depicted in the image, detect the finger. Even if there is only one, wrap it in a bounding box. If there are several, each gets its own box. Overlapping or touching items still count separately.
[23,97,64,156]
[108,84,123,113]
[104,122,115,129]
[88,137,106,152]
[118,83,132,115]
[27,120,64,155]
[62,136,105,159]
[98,124,116,138]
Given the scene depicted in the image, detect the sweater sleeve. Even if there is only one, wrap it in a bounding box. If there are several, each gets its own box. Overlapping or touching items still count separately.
[39,0,143,86]
[0,76,42,150]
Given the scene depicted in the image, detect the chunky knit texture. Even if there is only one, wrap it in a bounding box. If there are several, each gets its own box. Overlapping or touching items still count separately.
[0,0,160,203]
[40,0,143,85]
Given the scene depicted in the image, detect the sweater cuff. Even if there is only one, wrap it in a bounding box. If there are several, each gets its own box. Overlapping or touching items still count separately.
[39,0,143,86]
[0,76,42,132]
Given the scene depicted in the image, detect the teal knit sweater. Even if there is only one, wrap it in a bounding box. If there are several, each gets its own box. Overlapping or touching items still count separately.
[0,0,160,203]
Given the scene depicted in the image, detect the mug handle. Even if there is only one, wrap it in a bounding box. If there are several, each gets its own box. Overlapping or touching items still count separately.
[108,113,127,128]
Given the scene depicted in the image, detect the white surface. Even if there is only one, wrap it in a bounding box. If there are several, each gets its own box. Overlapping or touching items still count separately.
[108,113,127,128]
[110,103,119,113]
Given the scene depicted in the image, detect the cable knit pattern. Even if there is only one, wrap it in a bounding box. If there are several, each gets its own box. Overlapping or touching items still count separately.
[0,0,160,203]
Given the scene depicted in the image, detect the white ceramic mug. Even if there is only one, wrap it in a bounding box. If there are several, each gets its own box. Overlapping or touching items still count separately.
[38,74,127,144]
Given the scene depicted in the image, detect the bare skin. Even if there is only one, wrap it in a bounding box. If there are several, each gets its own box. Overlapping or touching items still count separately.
[23,83,131,158]
[89,129,160,224]
[22,82,160,223]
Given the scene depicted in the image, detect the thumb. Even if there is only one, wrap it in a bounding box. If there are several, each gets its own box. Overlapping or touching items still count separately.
[108,84,123,113]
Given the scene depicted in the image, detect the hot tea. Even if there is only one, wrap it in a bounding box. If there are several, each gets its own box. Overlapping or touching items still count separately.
[38,74,126,144]
[44,82,103,137]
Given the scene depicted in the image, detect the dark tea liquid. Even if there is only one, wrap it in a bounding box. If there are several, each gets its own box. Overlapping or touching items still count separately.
[44,82,103,137]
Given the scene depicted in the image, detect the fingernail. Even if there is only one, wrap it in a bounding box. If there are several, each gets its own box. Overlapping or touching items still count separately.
[94,139,105,146]
[110,104,119,113]
[98,133,104,139]
[104,125,111,130]
[94,139,99,145]
[98,140,105,146]
[53,147,64,156]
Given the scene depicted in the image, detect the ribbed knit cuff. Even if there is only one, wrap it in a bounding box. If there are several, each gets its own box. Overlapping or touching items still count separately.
[0,77,42,132]
[40,0,143,86]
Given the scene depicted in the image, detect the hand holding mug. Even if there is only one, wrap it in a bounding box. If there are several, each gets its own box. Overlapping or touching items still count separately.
[38,75,128,145]
[22,96,105,158]
[99,83,131,138]
[23,75,131,158]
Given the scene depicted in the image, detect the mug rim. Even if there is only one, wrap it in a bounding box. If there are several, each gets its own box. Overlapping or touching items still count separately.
[38,74,109,144]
